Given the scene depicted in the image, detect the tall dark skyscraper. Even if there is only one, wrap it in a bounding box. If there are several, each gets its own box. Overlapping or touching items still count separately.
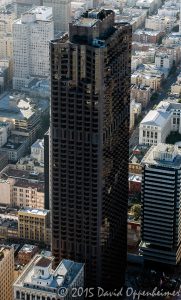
[50,9,131,289]
[44,130,50,210]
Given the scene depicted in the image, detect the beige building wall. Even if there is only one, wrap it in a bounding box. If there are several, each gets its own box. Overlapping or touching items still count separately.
[0,178,15,206]
[0,246,14,300]
[131,74,162,91]
[13,185,44,209]
[0,10,15,64]
[171,83,181,95]
[18,209,50,244]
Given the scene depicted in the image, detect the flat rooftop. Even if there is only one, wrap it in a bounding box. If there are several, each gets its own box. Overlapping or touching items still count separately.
[129,174,142,182]
[134,29,161,36]
[36,257,51,267]
[18,208,49,216]
[1,141,22,151]
[74,17,98,27]
[0,216,18,229]
[0,94,35,120]
[0,93,48,121]
[14,255,84,292]
[142,143,181,169]
[31,139,44,150]
[14,179,44,192]
[140,109,171,127]
[15,6,52,24]
[1,167,44,182]
[19,244,38,253]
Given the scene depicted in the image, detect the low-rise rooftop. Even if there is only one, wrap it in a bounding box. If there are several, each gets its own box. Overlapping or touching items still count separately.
[142,143,181,169]
[1,141,23,151]
[19,244,38,253]
[14,254,84,293]
[14,179,44,192]
[140,109,171,127]
[1,167,44,183]
[0,92,48,121]
[18,208,49,217]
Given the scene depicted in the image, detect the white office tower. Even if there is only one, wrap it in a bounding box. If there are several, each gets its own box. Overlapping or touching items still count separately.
[13,6,54,90]
[86,0,99,9]
[140,144,181,265]
[43,0,71,33]
[0,7,16,59]
[0,0,13,6]
[13,254,84,300]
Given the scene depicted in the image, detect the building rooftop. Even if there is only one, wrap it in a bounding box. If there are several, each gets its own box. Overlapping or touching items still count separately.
[157,100,181,111]
[0,94,35,120]
[0,245,12,262]
[142,143,181,169]
[14,6,52,24]
[131,84,151,91]
[14,179,44,192]
[1,141,23,151]
[0,92,48,121]
[134,29,162,36]
[140,109,171,127]
[18,208,49,216]
[129,174,142,183]
[14,254,84,292]
[35,257,51,268]
[1,167,44,183]
[74,17,98,27]
[31,139,44,150]
[0,216,18,230]
[19,244,38,253]
[129,145,150,165]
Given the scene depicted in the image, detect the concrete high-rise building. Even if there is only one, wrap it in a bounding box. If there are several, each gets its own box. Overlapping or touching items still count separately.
[0,245,14,300]
[14,0,43,18]
[0,7,15,59]
[86,0,99,9]
[0,0,13,6]
[50,9,131,288]
[13,6,54,90]
[43,0,71,33]
[0,7,15,84]
[13,254,84,300]
[140,143,181,265]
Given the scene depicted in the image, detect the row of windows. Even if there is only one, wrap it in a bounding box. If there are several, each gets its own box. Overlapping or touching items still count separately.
[142,130,158,139]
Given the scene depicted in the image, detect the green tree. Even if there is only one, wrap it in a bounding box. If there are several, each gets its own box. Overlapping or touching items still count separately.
[131,204,141,220]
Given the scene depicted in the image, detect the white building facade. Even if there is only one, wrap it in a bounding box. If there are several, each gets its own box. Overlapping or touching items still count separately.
[139,101,181,146]
[130,99,142,130]
[43,0,71,33]
[13,6,54,90]
[155,53,173,70]
[13,254,84,300]
[0,122,11,147]
[31,139,44,164]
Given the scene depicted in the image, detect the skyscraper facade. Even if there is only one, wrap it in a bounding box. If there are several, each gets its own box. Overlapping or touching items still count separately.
[44,129,50,210]
[13,6,54,90]
[50,9,131,289]
[43,0,71,33]
[140,143,181,265]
